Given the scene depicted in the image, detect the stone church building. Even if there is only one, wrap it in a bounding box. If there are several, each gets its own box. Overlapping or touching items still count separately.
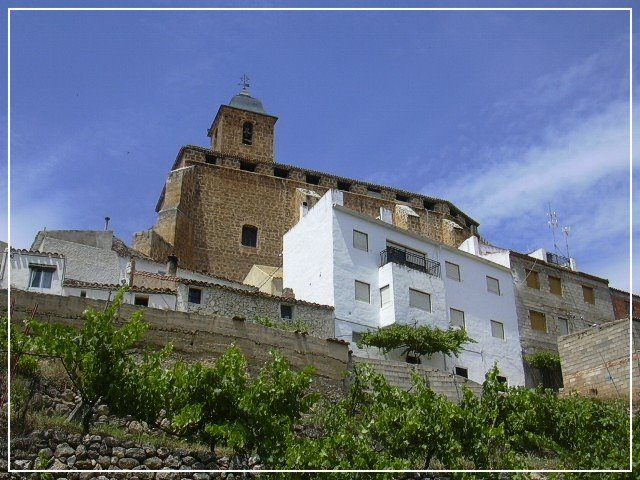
[133,85,479,282]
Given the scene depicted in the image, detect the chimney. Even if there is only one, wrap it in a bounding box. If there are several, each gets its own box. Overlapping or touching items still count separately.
[166,254,178,277]
[281,287,295,300]
[126,258,136,286]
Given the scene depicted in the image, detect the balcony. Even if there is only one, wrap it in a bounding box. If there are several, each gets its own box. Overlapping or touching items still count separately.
[380,245,441,277]
[546,252,571,268]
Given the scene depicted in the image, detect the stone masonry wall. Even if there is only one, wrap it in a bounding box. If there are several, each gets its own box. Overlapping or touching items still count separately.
[558,319,639,401]
[4,290,349,383]
[610,288,640,320]
[135,151,477,282]
[212,106,277,163]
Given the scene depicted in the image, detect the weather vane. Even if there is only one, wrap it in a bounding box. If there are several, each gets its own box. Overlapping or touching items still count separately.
[238,74,250,91]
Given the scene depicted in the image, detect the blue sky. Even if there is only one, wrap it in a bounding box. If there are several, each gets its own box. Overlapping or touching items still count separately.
[2,2,637,293]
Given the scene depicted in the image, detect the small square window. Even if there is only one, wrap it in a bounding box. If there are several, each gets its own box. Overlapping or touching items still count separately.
[497,375,508,384]
[450,308,465,329]
[525,269,540,289]
[273,167,289,178]
[445,262,461,281]
[409,289,431,312]
[380,285,391,308]
[337,181,351,191]
[134,295,149,306]
[486,276,500,295]
[490,320,505,340]
[396,193,410,203]
[306,174,321,185]
[454,366,468,378]
[582,285,595,304]
[188,288,202,304]
[29,266,54,289]
[367,188,382,198]
[351,331,363,344]
[80,290,87,298]
[353,230,369,252]
[557,317,569,336]
[239,161,256,172]
[241,225,258,247]
[280,304,293,320]
[548,276,562,295]
[355,281,370,303]
[530,310,546,332]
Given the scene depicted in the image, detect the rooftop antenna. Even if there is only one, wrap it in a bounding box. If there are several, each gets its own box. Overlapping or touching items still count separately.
[563,226,572,260]
[104,216,110,231]
[238,74,250,93]
[546,202,559,256]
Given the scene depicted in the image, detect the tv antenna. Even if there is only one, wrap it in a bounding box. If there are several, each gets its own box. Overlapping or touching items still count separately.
[563,226,572,260]
[546,203,559,256]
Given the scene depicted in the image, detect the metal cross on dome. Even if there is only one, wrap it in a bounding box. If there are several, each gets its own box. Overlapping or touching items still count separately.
[238,74,250,91]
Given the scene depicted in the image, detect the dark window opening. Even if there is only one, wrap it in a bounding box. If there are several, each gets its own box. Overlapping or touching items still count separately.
[337,181,351,191]
[306,174,321,185]
[241,225,258,247]
[280,304,293,320]
[455,367,468,378]
[497,375,507,384]
[239,161,255,172]
[242,122,253,145]
[188,288,202,304]
[396,193,410,202]
[80,290,87,298]
[134,295,149,307]
[423,200,436,210]
[205,154,218,165]
[274,168,289,178]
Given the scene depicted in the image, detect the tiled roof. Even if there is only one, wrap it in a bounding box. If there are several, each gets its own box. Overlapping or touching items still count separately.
[134,271,333,310]
[111,236,153,260]
[135,270,255,291]
[63,279,176,295]
[609,286,640,300]
[10,248,64,258]
[166,145,479,226]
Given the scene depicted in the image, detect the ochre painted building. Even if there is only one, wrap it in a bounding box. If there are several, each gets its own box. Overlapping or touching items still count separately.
[134,87,479,282]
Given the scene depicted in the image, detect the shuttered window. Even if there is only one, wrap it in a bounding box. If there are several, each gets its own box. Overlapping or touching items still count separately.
[490,320,505,339]
[450,308,465,329]
[353,230,369,251]
[409,289,431,312]
[557,317,569,336]
[525,269,540,289]
[355,281,370,303]
[582,285,595,304]
[445,262,461,281]
[549,276,562,296]
[380,285,391,307]
[486,276,500,295]
[530,310,546,332]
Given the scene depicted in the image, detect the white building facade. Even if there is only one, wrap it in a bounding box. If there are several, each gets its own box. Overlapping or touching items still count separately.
[284,190,525,385]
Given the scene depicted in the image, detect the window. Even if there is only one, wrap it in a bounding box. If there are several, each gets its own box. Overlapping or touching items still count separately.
[548,276,562,296]
[497,375,508,384]
[337,181,351,191]
[80,290,87,298]
[490,320,505,340]
[396,193,410,203]
[205,154,217,165]
[530,310,547,332]
[355,281,370,303]
[239,161,255,172]
[582,285,595,304]
[445,261,461,281]
[242,122,253,145]
[280,304,293,320]
[351,331,363,344]
[486,276,500,295]
[525,269,540,289]
[367,187,382,198]
[241,225,258,247]
[557,317,569,336]
[134,295,149,306]
[409,289,431,312]
[273,167,289,178]
[380,285,391,308]
[188,288,202,304]
[29,266,54,289]
[423,200,436,211]
[305,174,321,185]
[450,308,465,329]
[353,230,368,252]
[454,367,468,378]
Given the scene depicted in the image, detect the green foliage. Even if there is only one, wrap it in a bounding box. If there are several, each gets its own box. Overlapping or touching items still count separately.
[357,323,476,360]
[256,316,311,334]
[524,350,562,370]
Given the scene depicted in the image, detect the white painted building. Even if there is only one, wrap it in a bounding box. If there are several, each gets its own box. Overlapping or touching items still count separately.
[283,190,525,385]
[1,248,65,296]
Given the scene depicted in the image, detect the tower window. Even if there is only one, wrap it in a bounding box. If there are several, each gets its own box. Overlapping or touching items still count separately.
[337,181,351,191]
[396,193,410,203]
[242,122,253,145]
[241,225,258,247]
[239,161,255,172]
[306,174,321,185]
[274,167,289,178]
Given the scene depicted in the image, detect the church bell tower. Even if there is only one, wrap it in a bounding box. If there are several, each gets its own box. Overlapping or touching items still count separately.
[207,75,278,163]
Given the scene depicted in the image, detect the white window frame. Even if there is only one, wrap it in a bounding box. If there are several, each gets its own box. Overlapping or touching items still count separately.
[380,285,391,308]
[28,265,55,289]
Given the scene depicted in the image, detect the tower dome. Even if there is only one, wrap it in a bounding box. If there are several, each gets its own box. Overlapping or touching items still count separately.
[228,89,268,115]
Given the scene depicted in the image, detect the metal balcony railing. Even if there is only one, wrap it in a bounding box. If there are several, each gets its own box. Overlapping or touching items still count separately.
[380,245,441,277]
[546,252,571,268]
